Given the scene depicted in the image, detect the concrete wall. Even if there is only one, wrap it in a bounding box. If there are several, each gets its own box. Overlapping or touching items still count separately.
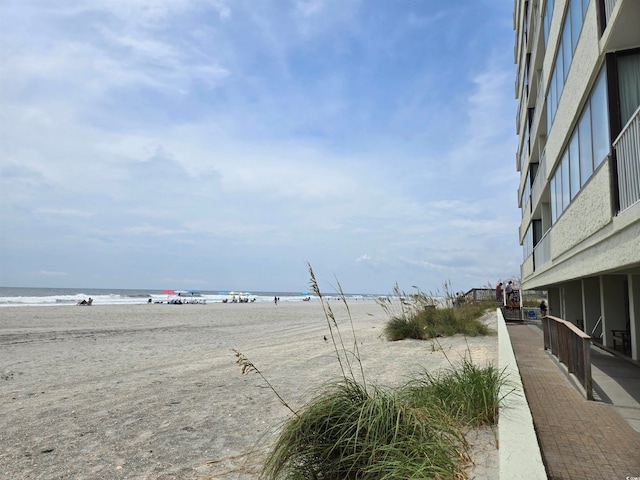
[522,205,640,290]
[549,164,612,260]
[497,308,547,480]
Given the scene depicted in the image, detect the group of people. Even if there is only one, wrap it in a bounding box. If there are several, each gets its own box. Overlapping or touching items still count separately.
[495,281,516,304]
[222,296,255,303]
[496,280,548,317]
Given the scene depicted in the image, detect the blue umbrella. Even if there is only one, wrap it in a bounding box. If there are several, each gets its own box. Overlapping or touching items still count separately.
[188,290,200,294]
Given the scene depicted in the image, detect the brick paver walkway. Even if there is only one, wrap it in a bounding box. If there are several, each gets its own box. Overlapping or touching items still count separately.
[507,322,640,480]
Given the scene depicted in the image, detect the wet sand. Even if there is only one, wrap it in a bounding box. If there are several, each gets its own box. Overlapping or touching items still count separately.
[0,301,498,479]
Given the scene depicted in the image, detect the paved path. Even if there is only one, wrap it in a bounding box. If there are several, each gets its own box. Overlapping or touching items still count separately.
[507,322,640,480]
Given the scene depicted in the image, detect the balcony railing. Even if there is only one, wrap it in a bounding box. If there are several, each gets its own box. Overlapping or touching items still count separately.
[533,229,550,270]
[614,105,640,213]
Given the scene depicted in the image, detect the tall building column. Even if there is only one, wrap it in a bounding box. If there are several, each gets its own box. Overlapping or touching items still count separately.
[562,281,584,329]
[629,274,639,360]
[548,287,561,318]
[600,275,628,348]
[582,277,602,338]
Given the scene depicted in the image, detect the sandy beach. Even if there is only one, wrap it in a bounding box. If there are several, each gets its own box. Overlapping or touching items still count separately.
[0,300,498,479]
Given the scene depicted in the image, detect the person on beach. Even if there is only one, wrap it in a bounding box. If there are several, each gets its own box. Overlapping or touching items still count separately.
[496,283,503,302]
[505,281,514,302]
[539,299,547,317]
[274,296,278,305]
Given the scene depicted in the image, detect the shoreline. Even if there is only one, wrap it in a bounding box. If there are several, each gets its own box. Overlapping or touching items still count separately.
[0,301,498,479]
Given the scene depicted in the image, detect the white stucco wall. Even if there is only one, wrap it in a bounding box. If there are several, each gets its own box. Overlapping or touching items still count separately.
[550,161,612,259]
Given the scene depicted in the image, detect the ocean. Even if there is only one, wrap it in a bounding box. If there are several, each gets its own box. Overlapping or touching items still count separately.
[0,287,379,307]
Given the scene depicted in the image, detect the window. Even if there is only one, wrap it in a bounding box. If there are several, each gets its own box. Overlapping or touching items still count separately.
[544,0,555,45]
[617,53,640,126]
[569,131,580,199]
[550,175,557,223]
[561,152,570,210]
[570,0,582,52]
[562,16,572,81]
[547,66,609,224]
[545,0,588,131]
[578,104,593,186]
[590,70,609,168]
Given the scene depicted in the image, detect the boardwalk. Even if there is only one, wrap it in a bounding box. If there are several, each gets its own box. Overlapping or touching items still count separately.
[507,322,640,480]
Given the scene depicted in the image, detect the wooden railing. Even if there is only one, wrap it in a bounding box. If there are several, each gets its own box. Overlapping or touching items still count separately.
[543,315,593,400]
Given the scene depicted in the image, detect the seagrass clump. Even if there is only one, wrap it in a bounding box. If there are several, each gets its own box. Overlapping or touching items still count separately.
[260,379,466,480]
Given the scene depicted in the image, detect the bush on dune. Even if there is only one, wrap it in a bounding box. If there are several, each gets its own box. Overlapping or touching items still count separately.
[380,285,493,341]
[234,268,508,480]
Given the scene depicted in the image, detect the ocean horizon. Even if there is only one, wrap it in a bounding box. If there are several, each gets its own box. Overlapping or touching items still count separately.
[0,286,384,307]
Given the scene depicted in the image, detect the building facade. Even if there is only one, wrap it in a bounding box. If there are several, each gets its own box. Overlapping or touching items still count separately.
[514,0,640,359]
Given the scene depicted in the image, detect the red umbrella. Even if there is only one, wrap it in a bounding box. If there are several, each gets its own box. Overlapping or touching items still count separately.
[162,289,176,294]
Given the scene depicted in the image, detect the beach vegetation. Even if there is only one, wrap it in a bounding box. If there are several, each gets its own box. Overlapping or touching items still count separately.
[379,284,493,341]
[234,266,507,480]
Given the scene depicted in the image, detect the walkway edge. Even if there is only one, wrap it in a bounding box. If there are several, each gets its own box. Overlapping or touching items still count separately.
[497,309,547,479]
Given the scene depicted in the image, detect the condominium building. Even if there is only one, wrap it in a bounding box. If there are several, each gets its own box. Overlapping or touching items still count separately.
[514,0,640,360]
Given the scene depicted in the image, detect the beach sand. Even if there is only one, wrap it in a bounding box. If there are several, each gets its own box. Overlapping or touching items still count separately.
[0,301,498,479]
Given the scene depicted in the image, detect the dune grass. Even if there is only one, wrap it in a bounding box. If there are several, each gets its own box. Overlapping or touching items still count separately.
[235,268,507,479]
[261,379,467,480]
[380,285,494,341]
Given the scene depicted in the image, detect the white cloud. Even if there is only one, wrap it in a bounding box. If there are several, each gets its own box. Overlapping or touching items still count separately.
[1,1,523,292]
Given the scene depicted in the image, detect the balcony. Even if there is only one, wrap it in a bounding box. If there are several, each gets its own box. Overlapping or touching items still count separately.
[600,0,640,52]
[533,229,551,270]
[615,105,640,213]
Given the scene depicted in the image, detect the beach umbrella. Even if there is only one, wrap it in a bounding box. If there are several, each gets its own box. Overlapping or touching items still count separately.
[218,291,228,295]
[162,289,176,294]
[301,291,309,295]
[188,290,200,295]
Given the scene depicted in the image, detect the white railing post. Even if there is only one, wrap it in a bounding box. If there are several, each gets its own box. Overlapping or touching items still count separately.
[614,106,640,213]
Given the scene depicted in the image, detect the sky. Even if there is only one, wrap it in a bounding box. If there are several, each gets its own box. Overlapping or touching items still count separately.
[0,0,523,295]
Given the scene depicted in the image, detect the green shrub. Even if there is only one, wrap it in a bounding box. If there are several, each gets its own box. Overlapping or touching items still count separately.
[400,358,508,427]
[261,379,466,480]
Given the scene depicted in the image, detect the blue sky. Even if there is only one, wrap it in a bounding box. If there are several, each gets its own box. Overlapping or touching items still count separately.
[0,0,522,294]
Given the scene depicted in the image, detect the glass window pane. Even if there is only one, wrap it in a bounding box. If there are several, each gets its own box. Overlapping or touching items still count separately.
[545,0,555,45]
[579,104,593,185]
[556,46,564,92]
[590,69,610,168]
[562,16,572,81]
[561,151,570,210]
[570,0,582,52]
[617,53,640,125]
[551,174,557,223]
[569,131,580,199]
